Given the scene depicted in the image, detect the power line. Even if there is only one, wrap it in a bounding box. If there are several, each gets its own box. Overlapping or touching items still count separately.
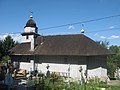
[0,27,120,36]
[0,14,120,36]
[39,14,120,30]
[0,32,21,36]
[86,27,120,33]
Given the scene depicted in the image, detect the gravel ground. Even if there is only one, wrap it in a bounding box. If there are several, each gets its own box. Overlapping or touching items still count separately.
[108,80,120,86]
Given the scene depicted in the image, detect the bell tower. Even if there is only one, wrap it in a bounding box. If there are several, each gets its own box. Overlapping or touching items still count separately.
[21,16,40,51]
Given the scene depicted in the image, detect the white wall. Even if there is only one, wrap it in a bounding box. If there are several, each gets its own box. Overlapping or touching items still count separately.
[15,55,107,80]
[19,62,86,79]
[20,62,31,71]
[24,27,35,33]
[88,67,107,78]
[22,35,34,43]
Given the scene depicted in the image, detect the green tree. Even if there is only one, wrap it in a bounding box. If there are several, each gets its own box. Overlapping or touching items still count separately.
[0,40,3,59]
[107,45,120,78]
[96,40,109,49]
[0,55,11,65]
[2,35,16,55]
[96,40,120,78]
[0,35,18,64]
[108,46,120,67]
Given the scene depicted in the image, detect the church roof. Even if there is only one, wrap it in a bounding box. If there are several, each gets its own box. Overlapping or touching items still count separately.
[10,34,111,56]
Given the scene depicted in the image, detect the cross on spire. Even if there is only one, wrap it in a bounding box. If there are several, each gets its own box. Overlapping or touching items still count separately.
[30,11,33,18]
[30,11,33,15]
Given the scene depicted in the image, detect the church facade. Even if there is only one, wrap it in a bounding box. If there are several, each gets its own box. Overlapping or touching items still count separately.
[10,16,111,81]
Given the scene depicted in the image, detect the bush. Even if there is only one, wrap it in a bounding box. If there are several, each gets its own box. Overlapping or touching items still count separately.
[35,75,112,90]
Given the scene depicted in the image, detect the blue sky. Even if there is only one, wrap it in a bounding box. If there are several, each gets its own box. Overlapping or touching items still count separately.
[0,0,120,46]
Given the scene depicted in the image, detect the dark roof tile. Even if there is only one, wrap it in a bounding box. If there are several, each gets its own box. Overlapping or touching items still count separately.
[10,34,111,56]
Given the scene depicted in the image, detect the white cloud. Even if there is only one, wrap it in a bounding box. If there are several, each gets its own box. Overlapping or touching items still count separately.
[100,36,106,39]
[0,33,9,40]
[0,34,22,43]
[68,25,75,30]
[108,35,120,39]
[109,26,115,29]
[12,34,22,42]
[94,33,99,36]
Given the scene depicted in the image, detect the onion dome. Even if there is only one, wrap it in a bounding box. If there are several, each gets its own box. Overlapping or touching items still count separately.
[24,15,37,28]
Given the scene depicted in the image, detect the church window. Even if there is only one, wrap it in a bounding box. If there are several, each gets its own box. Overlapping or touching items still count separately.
[26,35,29,39]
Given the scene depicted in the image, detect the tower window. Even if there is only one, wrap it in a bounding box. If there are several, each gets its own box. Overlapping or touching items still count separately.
[64,58,68,63]
[26,35,29,39]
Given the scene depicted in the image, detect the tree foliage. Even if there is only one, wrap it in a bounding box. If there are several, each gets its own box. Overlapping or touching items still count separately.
[107,45,120,78]
[0,35,18,64]
[3,35,16,55]
[108,46,120,68]
[96,40,109,49]
[96,40,120,78]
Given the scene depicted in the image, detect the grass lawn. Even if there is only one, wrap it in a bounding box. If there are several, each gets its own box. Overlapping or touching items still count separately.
[111,86,120,90]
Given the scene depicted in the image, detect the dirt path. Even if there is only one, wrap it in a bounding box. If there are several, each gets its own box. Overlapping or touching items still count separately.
[108,80,120,86]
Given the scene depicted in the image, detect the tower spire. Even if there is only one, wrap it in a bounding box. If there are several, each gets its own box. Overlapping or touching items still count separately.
[81,24,85,34]
[30,11,33,18]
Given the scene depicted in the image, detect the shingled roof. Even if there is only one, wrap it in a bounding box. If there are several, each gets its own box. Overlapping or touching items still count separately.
[10,34,111,56]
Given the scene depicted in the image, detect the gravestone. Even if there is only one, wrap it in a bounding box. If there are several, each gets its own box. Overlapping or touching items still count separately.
[5,73,14,85]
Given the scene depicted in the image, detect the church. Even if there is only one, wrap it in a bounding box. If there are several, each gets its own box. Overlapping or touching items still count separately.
[10,16,111,81]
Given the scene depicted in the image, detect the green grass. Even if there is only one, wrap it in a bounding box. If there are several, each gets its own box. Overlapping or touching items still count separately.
[111,86,120,90]
[33,75,120,90]
[37,79,120,90]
